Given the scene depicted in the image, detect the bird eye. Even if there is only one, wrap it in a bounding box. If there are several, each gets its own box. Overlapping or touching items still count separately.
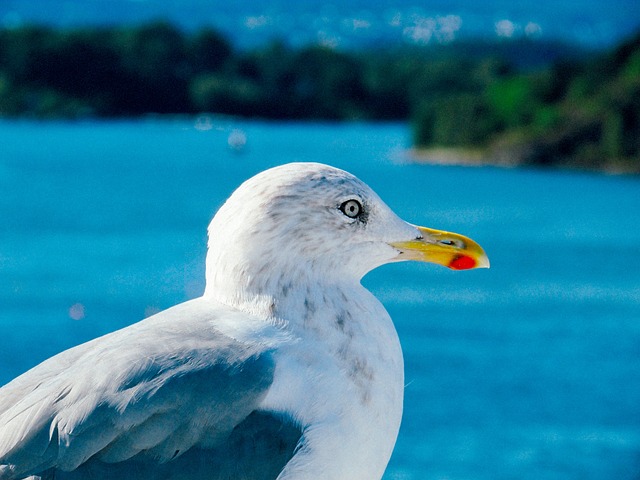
[339,199,362,219]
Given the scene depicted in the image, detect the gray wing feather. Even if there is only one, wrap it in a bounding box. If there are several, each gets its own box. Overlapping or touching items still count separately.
[0,299,291,480]
[34,411,302,480]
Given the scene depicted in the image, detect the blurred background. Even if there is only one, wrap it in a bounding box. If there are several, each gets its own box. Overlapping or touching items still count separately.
[1,0,640,170]
[1,1,640,479]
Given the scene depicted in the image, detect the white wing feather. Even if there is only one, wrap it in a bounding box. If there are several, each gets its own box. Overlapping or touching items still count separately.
[0,299,279,479]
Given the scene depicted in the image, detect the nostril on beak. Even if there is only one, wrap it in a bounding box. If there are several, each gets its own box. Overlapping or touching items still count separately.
[438,238,465,248]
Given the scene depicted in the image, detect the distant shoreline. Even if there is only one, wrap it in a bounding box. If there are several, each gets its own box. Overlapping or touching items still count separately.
[408,147,640,175]
[408,147,495,168]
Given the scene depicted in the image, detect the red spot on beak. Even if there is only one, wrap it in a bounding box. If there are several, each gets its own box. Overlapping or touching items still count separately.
[449,255,477,270]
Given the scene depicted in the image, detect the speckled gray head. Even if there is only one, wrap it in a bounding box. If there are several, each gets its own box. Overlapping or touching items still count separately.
[204,162,489,301]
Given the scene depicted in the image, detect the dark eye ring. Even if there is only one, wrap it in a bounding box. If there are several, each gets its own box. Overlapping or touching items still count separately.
[339,199,362,219]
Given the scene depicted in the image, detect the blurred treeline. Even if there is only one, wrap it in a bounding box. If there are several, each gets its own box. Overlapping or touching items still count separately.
[414,32,640,172]
[0,22,638,171]
[0,22,572,119]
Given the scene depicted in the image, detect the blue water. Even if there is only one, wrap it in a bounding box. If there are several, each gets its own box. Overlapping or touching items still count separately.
[1,119,640,479]
[3,0,640,48]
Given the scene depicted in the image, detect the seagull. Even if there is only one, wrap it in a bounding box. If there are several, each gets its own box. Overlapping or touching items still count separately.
[0,162,489,480]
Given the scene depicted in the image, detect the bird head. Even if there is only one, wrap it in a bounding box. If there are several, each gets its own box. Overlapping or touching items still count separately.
[205,163,489,301]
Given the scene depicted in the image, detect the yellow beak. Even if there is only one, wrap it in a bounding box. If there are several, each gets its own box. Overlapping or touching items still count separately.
[390,226,490,270]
